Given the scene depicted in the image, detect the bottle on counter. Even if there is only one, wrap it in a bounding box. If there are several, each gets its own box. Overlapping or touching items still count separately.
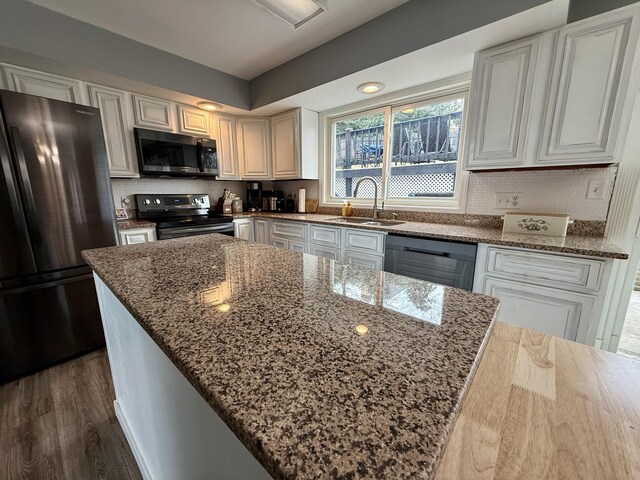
[341,201,348,216]
[346,201,353,217]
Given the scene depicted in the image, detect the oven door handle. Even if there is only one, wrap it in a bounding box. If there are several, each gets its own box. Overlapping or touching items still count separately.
[161,224,234,235]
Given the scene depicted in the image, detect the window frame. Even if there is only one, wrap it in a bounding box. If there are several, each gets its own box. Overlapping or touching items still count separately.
[320,82,470,212]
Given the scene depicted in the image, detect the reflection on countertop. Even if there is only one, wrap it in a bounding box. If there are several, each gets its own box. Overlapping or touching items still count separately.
[82,234,499,480]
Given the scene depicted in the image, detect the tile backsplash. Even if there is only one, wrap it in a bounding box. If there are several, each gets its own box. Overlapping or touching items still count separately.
[110,178,245,214]
[465,166,617,221]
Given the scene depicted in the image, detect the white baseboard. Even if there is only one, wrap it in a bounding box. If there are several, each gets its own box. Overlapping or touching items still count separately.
[114,400,153,480]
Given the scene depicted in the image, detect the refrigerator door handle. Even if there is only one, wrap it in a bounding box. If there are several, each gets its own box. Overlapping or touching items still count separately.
[8,126,42,248]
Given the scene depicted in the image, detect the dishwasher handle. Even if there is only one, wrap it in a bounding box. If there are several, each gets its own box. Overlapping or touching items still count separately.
[403,247,450,257]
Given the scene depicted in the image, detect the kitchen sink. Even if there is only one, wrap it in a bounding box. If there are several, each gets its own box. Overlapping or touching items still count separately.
[327,217,404,226]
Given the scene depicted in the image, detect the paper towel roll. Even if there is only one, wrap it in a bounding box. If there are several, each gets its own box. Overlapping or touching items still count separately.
[298,188,306,213]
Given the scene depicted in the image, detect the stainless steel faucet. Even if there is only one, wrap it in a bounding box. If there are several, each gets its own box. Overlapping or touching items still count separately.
[353,176,382,219]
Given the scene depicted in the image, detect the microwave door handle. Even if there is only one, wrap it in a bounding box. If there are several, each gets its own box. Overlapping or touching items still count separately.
[196,141,205,172]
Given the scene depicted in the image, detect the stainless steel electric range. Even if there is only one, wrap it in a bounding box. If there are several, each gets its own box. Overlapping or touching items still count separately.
[135,194,234,240]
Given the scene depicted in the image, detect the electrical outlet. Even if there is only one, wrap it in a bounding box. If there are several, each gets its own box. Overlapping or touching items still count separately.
[494,192,523,209]
[586,179,606,199]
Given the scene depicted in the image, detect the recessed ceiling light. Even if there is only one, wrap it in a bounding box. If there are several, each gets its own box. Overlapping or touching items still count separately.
[196,101,223,112]
[253,0,327,29]
[357,82,385,94]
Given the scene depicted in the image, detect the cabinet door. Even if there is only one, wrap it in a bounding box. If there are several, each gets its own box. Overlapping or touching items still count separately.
[483,277,595,342]
[270,237,287,249]
[214,113,239,180]
[344,251,384,270]
[177,105,209,135]
[309,244,342,261]
[288,240,308,254]
[234,220,254,241]
[3,65,87,104]
[119,228,157,245]
[132,94,175,131]
[539,13,638,164]
[237,118,271,179]
[465,36,542,168]
[89,85,138,178]
[254,219,271,244]
[271,109,300,179]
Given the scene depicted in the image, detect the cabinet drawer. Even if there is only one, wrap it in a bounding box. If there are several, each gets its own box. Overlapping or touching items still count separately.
[483,277,594,342]
[119,228,156,245]
[271,221,307,240]
[288,240,308,254]
[345,229,385,254]
[487,247,604,291]
[344,252,384,270]
[309,225,341,246]
[309,244,342,261]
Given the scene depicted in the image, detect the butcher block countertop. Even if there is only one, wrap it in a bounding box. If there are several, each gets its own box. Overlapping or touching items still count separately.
[436,321,640,479]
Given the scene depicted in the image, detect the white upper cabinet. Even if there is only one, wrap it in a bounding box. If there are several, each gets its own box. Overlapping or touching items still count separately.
[177,105,210,136]
[3,65,88,105]
[538,9,640,165]
[88,85,138,178]
[237,117,271,179]
[272,109,300,179]
[465,34,553,169]
[464,6,640,170]
[213,113,239,180]
[132,94,175,131]
[271,108,319,180]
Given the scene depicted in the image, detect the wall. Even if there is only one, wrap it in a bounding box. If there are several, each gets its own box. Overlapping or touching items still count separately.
[465,166,617,221]
[0,0,249,109]
[111,178,246,216]
[568,0,638,22]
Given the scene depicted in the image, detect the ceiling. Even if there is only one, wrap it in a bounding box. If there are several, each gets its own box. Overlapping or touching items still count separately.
[25,0,408,80]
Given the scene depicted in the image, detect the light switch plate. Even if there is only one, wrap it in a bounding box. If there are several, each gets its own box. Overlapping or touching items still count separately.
[495,192,523,209]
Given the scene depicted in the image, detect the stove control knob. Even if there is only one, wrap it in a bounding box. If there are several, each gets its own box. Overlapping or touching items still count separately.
[200,198,206,204]
[154,198,161,205]
[143,198,151,205]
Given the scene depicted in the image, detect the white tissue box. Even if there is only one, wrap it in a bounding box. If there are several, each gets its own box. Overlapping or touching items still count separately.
[503,212,570,237]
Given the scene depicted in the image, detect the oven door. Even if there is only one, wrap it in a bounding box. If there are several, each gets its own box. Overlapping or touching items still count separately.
[157,223,235,240]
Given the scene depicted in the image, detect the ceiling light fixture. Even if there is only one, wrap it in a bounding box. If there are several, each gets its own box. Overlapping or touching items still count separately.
[253,0,328,29]
[357,82,385,94]
[196,101,223,112]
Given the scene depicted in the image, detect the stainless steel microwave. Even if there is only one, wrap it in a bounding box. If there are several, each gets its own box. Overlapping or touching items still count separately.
[134,128,218,177]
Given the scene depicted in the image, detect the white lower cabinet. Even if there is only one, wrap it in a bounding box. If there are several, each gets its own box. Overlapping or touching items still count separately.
[255,220,386,270]
[288,240,308,253]
[119,227,157,245]
[233,219,254,241]
[474,244,611,345]
[254,219,271,244]
[483,277,595,342]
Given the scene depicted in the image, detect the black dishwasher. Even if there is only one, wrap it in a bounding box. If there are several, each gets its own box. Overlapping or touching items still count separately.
[383,235,477,290]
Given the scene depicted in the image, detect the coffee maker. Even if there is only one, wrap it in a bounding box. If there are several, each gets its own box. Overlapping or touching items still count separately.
[262,190,284,212]
[246,182,262,211]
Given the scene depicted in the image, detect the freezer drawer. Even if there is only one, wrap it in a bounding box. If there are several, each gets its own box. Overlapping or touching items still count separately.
[0,273,105,383]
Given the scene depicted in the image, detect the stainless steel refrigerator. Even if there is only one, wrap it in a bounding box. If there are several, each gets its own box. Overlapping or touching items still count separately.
[0,90,117,383]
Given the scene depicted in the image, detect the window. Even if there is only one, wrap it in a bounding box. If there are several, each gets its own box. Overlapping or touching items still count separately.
[325,90,468,211]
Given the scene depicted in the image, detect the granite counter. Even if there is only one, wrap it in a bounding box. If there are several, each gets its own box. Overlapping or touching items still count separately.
[83,234,500,479]
[232,212,628,260]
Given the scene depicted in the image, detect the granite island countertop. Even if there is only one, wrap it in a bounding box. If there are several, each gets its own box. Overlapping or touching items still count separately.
[83,234,500,479]
[232,212,629,259]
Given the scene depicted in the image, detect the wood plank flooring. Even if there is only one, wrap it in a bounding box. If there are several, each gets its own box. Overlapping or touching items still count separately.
[0,349,141,480]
